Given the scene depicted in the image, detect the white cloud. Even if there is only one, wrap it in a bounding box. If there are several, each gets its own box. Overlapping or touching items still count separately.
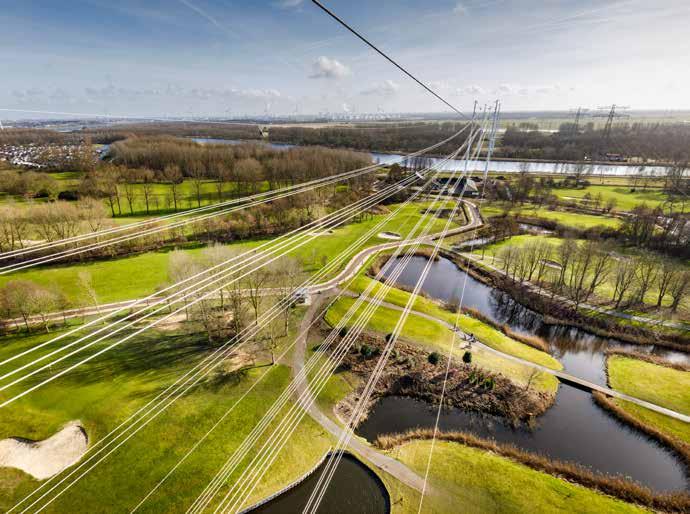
[360,80,400,97]
[455,85,485,96]
[231,88,282,99]
[309,56,352,80]
[453,2,468,15]
[275,0,304,8]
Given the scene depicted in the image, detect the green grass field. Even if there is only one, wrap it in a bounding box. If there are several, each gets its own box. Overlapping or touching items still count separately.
[607,355,690,445]
[481,203,622,229]
[0,201,459,307]
[0,313,338,513]
[392,440,646,513]
[324,285,561,393]
[553,185,671,212]
[608,356,690,416]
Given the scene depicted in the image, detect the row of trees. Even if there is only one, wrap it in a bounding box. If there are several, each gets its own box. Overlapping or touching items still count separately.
[0,199,109,252]
[501,122,690,163]
[498,239,689,312]
[166,245,304,352]
[0,280,67,332]
[0,170,60,199]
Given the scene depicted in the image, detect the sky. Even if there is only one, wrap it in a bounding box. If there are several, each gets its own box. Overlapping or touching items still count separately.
[1,0,689,119]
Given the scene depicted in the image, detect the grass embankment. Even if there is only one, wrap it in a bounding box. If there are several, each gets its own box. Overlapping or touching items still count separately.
[0,200,458,308]
[605,354,690,448]
[385,439,650,513]
[481,203,622,229]
[325,278,561,393]
[0,314,334,512]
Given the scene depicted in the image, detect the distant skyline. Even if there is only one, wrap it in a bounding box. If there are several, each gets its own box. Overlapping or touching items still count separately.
[2,0,690,119]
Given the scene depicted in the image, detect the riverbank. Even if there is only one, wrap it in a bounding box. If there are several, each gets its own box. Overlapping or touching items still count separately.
[600,351,690,478]
[376,430,690,513]
[447,250,690,351]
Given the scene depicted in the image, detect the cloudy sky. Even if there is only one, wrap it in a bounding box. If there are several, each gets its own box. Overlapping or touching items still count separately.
[1,0,689,119]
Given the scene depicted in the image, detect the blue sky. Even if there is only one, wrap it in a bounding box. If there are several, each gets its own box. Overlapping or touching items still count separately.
[1,0,689,118]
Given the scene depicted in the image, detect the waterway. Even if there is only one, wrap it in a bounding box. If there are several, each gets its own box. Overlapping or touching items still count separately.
[368,255,690,492]
[190,138,670,177]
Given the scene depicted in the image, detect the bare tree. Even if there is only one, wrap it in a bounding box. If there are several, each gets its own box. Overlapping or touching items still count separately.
[668,270,690,313]
[140,168,156,214]
[612,257,636,308]
[656,261,679,308]
[78,271,101,316]
[633,252,659,305]
[245,264,271,323]
[162,165,183,211]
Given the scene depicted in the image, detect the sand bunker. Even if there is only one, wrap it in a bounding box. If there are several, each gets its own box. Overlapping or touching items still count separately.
[0,421,88,480]
[377,231,401,240]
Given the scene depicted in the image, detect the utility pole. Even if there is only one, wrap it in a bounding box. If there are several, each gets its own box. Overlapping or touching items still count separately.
[593,104,629,157]
[573,107,582,134]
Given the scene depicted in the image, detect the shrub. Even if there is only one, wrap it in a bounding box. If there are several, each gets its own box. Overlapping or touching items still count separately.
[338,326,349,338]
[462,351,472,364]
[427,352,441,365]
[360,344,380,358]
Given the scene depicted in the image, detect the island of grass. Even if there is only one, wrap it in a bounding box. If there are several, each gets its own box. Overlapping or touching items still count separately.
[387,440,648,513]
[604,352,690,447]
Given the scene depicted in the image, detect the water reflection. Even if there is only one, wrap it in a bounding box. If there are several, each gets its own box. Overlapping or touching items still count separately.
[356,394,689,492]
[248,454,389,514]
[382,255,689,385]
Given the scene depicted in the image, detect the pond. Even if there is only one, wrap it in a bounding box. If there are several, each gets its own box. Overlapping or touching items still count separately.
[375,255,690,492]
[248,453,390,514]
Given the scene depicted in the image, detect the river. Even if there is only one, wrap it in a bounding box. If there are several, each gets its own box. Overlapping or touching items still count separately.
[190,138,670,177]
[367,255,689,492]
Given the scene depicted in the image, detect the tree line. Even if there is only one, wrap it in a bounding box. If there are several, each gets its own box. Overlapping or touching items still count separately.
[501,122,690,163]
[497,239,689,313]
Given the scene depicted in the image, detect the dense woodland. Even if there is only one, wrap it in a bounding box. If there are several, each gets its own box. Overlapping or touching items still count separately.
[501,122,690,162]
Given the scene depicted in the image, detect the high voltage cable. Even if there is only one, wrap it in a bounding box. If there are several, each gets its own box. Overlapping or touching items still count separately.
[8,141,469,514]
[190,139,474,513]
[416,101,500,513]
[0,129,464,265]
[0,164,438,407]
[200,121,484,513]
[0,129,469,378]
[303,112,489,512]
[301,112,491,514]
[212,124,483,514]
[133,151,462,514]
[0,128,470,399]
[0,134,463,272]
[310,0,466,118]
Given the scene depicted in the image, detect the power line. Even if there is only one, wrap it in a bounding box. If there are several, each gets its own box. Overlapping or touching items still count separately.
[310,0,466,118]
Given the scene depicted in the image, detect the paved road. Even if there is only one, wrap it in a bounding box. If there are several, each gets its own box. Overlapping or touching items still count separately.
[291,296,429,493]
[2,201,483,329]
